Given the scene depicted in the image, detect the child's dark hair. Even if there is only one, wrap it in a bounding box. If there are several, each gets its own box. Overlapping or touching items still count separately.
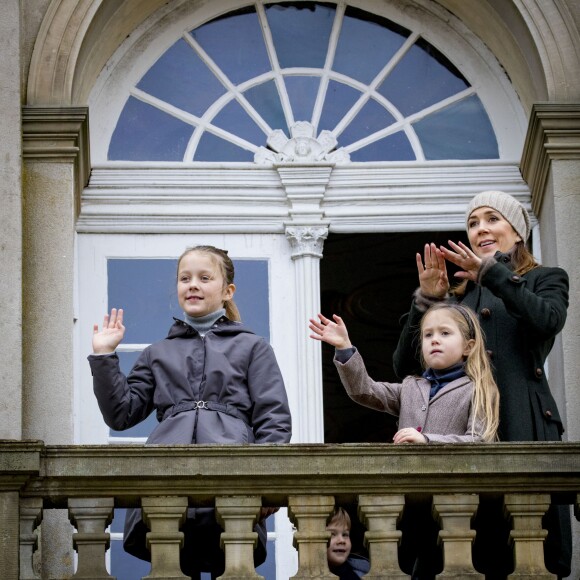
[177,245,241,321]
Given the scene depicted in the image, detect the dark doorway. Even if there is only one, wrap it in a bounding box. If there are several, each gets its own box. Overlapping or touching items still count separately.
[319,230,468,443]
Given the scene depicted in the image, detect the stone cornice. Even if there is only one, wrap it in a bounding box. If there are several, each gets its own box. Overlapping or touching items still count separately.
[520,103,580,214]
[22,106,91,218]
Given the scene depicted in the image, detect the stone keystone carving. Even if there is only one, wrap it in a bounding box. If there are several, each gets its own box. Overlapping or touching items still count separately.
[255,121,350,164]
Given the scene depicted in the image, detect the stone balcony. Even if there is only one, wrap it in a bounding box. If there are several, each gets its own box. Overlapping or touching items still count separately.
[1,441,579,579]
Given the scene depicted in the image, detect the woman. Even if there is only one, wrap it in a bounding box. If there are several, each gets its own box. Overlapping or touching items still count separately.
[392,190,571,578]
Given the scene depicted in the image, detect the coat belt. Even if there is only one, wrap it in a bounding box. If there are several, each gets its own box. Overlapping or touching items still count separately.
[159,400,250,424]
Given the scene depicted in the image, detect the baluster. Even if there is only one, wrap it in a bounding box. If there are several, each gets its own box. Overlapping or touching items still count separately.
[575,493,579,522]
[215,496,263,579]
[288,495,335,580]
[141,496,189,580]
[432,494,482,578]
[20,497,42,580]
[504,494,555,579]
[68,498,115,579]
[357,494,407,578]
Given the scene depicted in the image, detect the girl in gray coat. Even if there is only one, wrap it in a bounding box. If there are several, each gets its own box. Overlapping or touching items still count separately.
[89,245,291,579]
[310,302,499,578]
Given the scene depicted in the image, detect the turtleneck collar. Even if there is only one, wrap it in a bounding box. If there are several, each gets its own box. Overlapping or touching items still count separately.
[184,308,226,336]
[422,362,466,399]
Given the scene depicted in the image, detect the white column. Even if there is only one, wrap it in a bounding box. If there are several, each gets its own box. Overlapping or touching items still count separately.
[278,164,333,444]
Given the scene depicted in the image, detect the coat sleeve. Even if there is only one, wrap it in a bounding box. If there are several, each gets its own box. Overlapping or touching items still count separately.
[246,339,292,443]
[392,301,428,379]
[481,264,568,340]
[334,350,402,416]
[88,351,156,431]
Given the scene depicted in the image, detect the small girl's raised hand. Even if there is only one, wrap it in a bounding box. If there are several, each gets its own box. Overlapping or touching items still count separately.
[309,314,352,350]
[92,308,126,354]
[393,427,427,444]
[439,241,482,282]
[416,243,449,298]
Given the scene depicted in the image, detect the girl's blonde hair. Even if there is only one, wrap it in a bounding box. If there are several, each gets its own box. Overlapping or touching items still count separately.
[326,507,351,530]
[420,303,500,442]
[177,245,241,321]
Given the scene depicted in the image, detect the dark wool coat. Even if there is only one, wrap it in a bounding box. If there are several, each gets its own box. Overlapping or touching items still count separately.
[393,260,568,442]
[335,350,484,443]
[88,316,292,573]
[392,256,571,576]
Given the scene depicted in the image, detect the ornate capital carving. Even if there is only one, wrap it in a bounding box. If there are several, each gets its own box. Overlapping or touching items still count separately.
[255,122,350,164]
[285,225,329,259]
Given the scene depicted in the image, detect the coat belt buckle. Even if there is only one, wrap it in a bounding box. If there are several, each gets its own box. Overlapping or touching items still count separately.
[195,401,209,410]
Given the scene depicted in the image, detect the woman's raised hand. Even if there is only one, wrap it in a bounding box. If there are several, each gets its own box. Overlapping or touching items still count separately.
[92,308,126,354]
[309,314,352,350]
[416,243,450,298]
[439,240,482,282]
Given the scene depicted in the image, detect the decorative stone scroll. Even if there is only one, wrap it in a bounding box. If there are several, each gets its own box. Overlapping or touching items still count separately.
[255,122,350,164]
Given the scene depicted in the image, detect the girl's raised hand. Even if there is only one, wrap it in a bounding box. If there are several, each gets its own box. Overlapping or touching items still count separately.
[92,308,126,354]
[439,240,482,282]
[393,427,427,444]
[309,314,352,350]
[416,243,450,298]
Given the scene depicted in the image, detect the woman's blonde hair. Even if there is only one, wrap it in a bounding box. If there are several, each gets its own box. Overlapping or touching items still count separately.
[177,245,241,321]
[420,303,500,442]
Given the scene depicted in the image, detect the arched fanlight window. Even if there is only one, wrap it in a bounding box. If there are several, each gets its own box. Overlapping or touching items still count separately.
[108,2,498,162]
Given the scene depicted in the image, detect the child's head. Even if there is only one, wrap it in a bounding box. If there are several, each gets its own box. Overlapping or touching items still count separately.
[421,303,499,441]
[326,507,352,569]
[177,245,241,321]
[420,303,477,370]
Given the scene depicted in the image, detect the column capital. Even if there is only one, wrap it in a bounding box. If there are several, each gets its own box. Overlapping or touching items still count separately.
[520,103,580,214]
[285,224,329,259]
[22,106,90,218]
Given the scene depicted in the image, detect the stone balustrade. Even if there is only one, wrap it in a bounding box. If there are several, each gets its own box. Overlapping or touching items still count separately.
[0,441,579,579]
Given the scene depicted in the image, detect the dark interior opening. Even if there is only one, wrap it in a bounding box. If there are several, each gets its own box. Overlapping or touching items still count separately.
[319,230,468,444]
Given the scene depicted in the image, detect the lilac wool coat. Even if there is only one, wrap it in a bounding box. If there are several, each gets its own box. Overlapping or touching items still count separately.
[334,350,484,443]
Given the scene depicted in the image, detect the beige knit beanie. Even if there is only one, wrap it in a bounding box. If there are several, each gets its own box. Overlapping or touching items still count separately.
[465,190,530,242]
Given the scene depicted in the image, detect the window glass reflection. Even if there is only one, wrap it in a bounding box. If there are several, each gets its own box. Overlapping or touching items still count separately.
[350,131,415,161]
[137,39,226,117]
[334,6,409,84]
[285,75,320,123]
[265,2,335,69]
[190,8,270,85]
[243,80,289,136]
[212,100,266,146]
[414,95,498,159]
[109,97,193,161]
[318,80,361,133]
[338,98,396,146]
[378,38,469,117]
[195,133,254,161]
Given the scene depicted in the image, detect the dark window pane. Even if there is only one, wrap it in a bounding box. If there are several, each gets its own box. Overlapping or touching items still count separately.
[318,80,361,133]
[378,38,469,117]
[195,132,254,161]
[285,76,320,123]
[137,38,226,117]
[243,80,289,136]
[350,131,415,161]
[108,259,181,344]
[191,8,270,85]
[338,98,396,147]
[334,7,410,84]
[265,2,335,68]
[414,95,499,159]
[211,100,267,146]
[108,97,193,161]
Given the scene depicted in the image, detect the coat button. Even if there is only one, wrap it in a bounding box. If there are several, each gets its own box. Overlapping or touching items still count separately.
[481,308,491,318]
[511,275,520,282]
[535,367,543,377]
[545,410,552,418]
[486,349,493,359]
